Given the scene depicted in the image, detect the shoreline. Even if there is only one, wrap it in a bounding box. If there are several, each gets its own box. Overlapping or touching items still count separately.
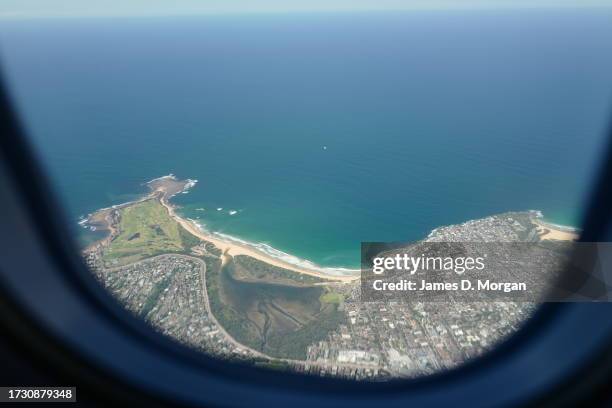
[84,175,580,280]
[88,174,360,282]
[533,218,579,241]
[159,194,360,282]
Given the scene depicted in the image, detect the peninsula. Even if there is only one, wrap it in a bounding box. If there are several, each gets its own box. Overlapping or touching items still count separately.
[86,175,358,282]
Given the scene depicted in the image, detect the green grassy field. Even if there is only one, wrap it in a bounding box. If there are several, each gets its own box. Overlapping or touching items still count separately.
[319,291,344,304]
[102,199,199,266]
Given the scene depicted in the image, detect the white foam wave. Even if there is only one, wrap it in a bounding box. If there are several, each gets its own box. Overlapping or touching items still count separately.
[210,231,358,276]
[187,218,208,231]
[185,178,197,186]
[183,178,198,191]
[529,209,579,231]
[110,200,140,209]
[183,218,356,275]
[146,173,176,184]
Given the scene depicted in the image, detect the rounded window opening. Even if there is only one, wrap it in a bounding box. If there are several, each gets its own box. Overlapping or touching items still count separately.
[1,5,611,382]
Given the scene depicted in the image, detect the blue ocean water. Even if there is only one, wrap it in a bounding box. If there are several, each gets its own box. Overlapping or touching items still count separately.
[1,10,611,268]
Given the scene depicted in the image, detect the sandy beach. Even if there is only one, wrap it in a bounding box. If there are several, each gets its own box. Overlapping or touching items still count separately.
[144,177,360,282]
[534,219,579,241]
[88,175,579,283]
[85,175,358,282]
[158,195,360,282]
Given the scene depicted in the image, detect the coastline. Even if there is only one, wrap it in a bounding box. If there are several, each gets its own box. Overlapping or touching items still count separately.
[159,192,360,282]
[84,174,360,282]
[533,218,579,241]
[84,175,580,281]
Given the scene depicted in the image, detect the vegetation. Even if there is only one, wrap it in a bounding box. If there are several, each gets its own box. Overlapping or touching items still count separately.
[98,197,345,362]
[140,273,175,319]
[206,256,345,360]
[320,291,344,304]
[264,304,346,360]
[233,255,325,286]
[205,257,262,350]
[254,360,292,372]
[102,199,200,266]
[179,223,202,249]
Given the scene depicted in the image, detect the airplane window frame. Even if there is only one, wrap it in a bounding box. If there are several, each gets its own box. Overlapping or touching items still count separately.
[0,67,612,406]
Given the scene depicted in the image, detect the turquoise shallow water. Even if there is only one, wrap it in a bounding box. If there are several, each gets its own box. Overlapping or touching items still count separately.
[1,10,611,268]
